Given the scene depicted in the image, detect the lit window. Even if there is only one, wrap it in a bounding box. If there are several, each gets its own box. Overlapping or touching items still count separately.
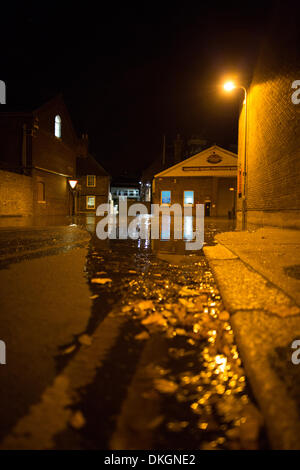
[161,190,171,205]
[86,196,95,209]
[54,115,61,138]
[87,175,96,187]
[184,190,194,205]
[37,181,45,202]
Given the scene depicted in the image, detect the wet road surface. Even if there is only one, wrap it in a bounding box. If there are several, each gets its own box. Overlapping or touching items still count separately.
[0,218,267,449]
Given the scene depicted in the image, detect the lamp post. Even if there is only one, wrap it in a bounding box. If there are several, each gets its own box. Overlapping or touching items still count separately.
[223,81,248,230]
[68,179,78,216]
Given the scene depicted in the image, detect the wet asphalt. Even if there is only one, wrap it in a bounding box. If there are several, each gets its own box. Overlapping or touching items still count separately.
[0,218,268,449]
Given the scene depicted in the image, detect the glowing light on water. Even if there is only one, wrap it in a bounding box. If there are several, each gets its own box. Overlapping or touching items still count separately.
[215,355,227,373]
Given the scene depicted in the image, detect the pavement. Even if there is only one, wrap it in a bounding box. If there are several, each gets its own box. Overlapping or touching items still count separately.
[204,227,300,449]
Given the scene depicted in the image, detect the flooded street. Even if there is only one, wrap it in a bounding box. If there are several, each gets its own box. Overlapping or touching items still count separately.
[67,217,266,450]
[0,217,267,449]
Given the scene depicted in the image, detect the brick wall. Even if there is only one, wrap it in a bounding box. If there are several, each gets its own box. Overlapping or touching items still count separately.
[153,176,236,216]
[32,99,77,178]
[217,177,236,216]
[237,3,300,229]
[0,169,33,216]
[0,96,79,218]
[77,176,110,212]
[32,169,71,216]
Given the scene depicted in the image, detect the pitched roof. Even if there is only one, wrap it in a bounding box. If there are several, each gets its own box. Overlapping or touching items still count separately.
[76,154,110,177]
[154,145,238,178]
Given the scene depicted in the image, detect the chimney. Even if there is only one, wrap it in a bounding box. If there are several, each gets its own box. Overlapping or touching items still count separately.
[174,134,183,164]
[78,133,89,157]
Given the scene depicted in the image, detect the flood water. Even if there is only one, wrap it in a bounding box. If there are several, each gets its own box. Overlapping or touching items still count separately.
[70,215,267,450]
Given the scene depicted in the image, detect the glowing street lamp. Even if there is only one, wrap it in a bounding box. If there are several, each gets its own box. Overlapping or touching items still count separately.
[223,81,236,92]
[222,80,248,230]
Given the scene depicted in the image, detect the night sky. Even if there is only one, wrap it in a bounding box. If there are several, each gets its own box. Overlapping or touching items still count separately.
[1,1,274,177]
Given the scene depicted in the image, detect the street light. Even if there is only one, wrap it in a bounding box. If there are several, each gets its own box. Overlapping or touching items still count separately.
[223,80,248,230]
[68,179,78,216]
[223,81,235,92]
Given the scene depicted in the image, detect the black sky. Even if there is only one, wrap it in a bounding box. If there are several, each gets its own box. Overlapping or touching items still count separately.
[1,1,274,177]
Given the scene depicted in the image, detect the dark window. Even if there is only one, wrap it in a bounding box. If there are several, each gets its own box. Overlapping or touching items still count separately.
[37,181,45,202]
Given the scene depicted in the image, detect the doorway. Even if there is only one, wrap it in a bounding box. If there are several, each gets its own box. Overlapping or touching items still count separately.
[205,202,211,216]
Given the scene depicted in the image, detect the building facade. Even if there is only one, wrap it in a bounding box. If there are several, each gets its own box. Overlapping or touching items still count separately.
[110,176,140,212]
[141,135,210,202]
[0,95,80,217]
[153,145,237,217]
[76,154,110,213]
[237,3,300,229]
[0,94,109,218]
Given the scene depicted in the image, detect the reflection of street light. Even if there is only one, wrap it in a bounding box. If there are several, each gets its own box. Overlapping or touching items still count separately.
[229,187,236,219]
[68,179,78,215]
[223,80,248,230]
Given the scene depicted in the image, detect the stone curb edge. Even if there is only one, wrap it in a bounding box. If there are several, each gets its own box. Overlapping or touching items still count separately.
[203,242,300,450]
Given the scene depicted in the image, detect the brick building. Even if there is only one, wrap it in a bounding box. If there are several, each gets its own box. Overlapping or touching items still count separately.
[237,3,300,229]
[76,153,110,213]
[0,94,109,218]
[153,145,237,217]
[141,135,211,202]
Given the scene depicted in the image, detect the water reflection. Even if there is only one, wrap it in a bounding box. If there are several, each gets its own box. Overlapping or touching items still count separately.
[183,216,193,240]
[160,215,171,240]
[85,214,235,255]
[0,215,78,228]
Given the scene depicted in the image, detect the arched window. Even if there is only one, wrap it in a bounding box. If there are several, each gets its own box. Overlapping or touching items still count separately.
[37,181,45,202]
[55,115,61,138]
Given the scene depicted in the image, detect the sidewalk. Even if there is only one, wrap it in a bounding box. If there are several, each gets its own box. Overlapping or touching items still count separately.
[204,227,300,449]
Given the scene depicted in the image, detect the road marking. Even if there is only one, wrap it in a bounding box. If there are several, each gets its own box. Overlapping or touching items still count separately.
[0,312,126,449]
[0,239,90,263]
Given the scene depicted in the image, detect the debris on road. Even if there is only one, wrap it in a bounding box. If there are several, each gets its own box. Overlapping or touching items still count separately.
[78,334,92,346]
[91,278,112,284]
[69,410,86,430]
[61,344,76,355]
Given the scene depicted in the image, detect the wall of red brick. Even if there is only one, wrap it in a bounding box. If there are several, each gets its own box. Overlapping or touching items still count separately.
[32,101,77,178]
[153,176,236,216]
[32,169,71,216]
[0,169,33,216]
[0,97,79,218]
[30,98,78,216]
[237,4,300,229]
[77,176,110,213]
